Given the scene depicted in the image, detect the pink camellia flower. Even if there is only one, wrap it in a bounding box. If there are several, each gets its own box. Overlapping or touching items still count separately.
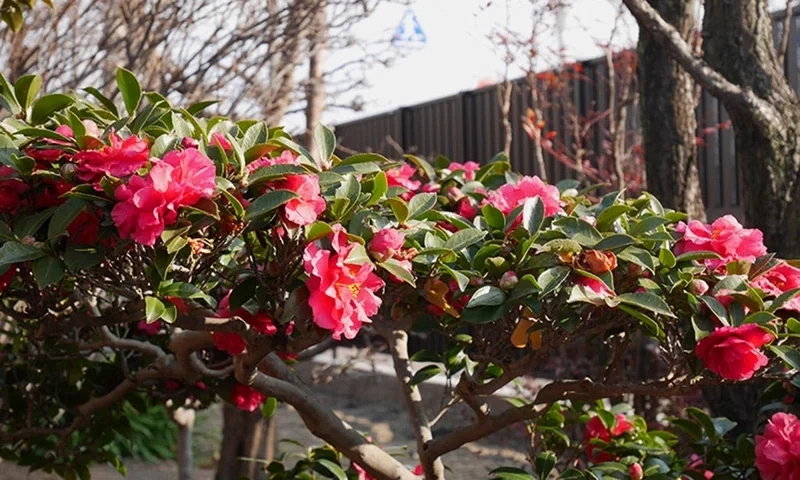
[449,161,480,181]
[230,383,266,412]
[111,148,215,245]
[755,412,800,480]
[271,174,326,227]
[484,175,563,228]
[386,164,421,200]
[695,324,774,380]
[674,215,767,271]
[246,150,299,173]
[456,196,479,220]
[752,262,800,312]
[576,276,615,299]
[212,292,279,355]
[303,225,385,340]
[0,167,30,213]
[368,228,405,262]
[210,132,232,151]
[74,132,150,181]
[584,414,633,463]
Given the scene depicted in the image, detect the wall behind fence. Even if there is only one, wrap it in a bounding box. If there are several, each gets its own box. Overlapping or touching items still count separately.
[332,8,800,223]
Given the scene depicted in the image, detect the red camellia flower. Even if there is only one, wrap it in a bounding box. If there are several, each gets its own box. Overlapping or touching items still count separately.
[674,215,767,271]
[386,164,421,200]
[0,167,30,214]
[34,179,72,209]
[449,161,480,181]
[755,412,800,480]
[25,124,75,165]
[484,175,563,228]
[695,324,774,380]
[211,292,279,356]
[67,210,101,245]
[74,132,150,181]
[0,265,17,293]
[230,383,266,412]
[456,196,479,220]
[112,148,215,245]
[368,228,405,262]
[137,319,161,335]
[303,224,385,340]
[584,414,633,462]
[272,174,326,227]
[752,262,800,312]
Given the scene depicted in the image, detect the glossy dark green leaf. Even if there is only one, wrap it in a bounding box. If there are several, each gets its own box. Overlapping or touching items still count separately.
[522,197,544,236]
[489,466,535,480]
[145,296,166,324]
[443,228,485,251]
[0,241,44,265]
[47,197,86,239]
[407,192,437,219]
[116,67,142,115]
[466,285,506,308]
[30,93,74,125]
[245,189,299,221]
[537,266,570,297]
[411,365,442,386]
[32,256,65,288]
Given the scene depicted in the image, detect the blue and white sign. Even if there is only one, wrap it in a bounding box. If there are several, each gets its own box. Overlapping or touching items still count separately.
[392,8,426,47]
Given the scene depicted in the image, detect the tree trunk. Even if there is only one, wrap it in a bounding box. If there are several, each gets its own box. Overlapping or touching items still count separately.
[216,404,273,480]
[638,0,706,220]
[172,407,196,480]
[702,0,800,257]
[304,2,327,159]
[700,0,800,433]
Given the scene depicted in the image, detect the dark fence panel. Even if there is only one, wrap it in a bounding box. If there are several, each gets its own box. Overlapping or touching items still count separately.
[332,9,799,223]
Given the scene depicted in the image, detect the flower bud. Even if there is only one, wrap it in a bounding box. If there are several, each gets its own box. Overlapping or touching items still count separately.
[469,276,485,287]
[689,279,710,296]
[181,137,199,149]
[499,271,519,290]
[629,463,643,480]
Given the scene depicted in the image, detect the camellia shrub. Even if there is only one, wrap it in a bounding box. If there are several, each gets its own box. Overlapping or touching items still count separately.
[0,70,798,480]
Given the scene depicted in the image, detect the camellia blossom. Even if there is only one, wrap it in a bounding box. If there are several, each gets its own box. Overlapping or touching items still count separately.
[137,320,161,335]
[674,215,767,271]
[25,124,75,165]
[484,175,563,226]
[67,211,101,245]
[246,150,299,173]
[386,164,421,200]
[695,324,774,380]
[74,132,150,181]
[754,412,800,480]
[303,225,385,340]
[752,262,800,312]
[449,161,480,181]
[112,148,216,245]
[584,414,633,462]
[574,276,615,303]
[212,292,279,355]
[230,383,266,412]
[271,174,326,227]
[0,167,30,213]
[368,228,405,262]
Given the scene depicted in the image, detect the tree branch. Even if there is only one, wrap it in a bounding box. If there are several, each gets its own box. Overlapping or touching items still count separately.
[779,1,795,66]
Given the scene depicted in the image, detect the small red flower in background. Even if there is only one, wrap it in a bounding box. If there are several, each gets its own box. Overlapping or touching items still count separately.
[584,414,633,463]
[211,291,279,355]
[0,266,17,293]
[0,167,30,214]
[67,210,101,245]
[209,132,232,151]
[230,383,266,412]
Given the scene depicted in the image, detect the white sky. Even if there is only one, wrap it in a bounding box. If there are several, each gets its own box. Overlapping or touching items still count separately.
[285,0,791,130]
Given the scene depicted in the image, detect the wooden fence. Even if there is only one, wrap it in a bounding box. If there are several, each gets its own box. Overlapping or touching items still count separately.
[331,8,800,222]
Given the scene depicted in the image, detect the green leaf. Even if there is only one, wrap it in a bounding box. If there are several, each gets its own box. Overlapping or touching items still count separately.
[116,68,142,116]
[47,197,86,239]
[769,345,800,370]
[534,451,557,479]
[30,93,74,125]
[467,285,506,308]
[244,189,299,221]
[145,296,166,324]
[0,241,44,266]
[261,397,278,419]
[313,124,336,166]
[617,246,657,273]
[461,303,507,324]
[404,154,436,180]
[150,134,177,158]
[699,295,730,326]
[482,204,505,231]
[618,304,664,339]
[306,221,333,242]
[537,266,570,297]
[64,243,104,271]
[229,277,259,311]
[378,258,416,286]
[247,164,307,187]
[386,197,408,224]
[553,217,603,246]
[32,256,65,288]
[613,292,675,317]
[509,274,540,301]
[367,170,387,205]
[411,365,442,386]
[593,234,637,251]
[14,74,41,110]
[628,216,670,236]
[595,205,630,231]
[407,192,437,219]
[340,152,388,165]
[658,248,676,269]
[489,467,535,480]
[768,287,800,313]
[522,197,544,236]
[83,87,119,116]
[330,162,380,175]
[160,281,215,306]
[686,407,717,440]
[443,228,485,251]
[675,250,722,263]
